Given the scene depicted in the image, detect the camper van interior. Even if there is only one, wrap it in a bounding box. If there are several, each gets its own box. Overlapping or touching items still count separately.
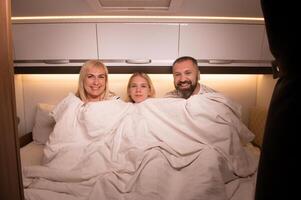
[1,0,279,199]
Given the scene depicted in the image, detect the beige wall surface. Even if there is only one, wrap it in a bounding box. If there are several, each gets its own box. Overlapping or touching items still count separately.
[256,75,277,109]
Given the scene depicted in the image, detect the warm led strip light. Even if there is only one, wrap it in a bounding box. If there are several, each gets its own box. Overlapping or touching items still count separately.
[12,15,264,21]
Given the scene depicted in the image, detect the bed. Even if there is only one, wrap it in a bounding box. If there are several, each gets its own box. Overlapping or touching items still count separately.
[20,92,264,200]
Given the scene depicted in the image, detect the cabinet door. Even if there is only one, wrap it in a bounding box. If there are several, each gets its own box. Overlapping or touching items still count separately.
[261,30,275,61]
[179,23,265,61]
[97,23,179,61]
[13,23,98,60]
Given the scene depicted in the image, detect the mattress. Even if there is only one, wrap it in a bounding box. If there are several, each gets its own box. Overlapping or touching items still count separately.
[20,142,44,167]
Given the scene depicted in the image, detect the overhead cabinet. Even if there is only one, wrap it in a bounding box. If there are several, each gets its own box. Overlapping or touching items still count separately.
[12,23,98,61]
[179,23,272,62]
[97,23,179,63]
[261,30,275,61]
[12,22,274,70]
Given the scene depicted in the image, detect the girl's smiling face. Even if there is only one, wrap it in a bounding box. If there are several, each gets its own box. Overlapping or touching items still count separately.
[129,75,151,103]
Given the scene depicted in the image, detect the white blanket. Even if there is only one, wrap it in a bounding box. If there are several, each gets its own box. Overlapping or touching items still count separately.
[23,93,258,200]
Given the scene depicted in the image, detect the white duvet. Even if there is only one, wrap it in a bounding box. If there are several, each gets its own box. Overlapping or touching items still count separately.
[22,93,258,200]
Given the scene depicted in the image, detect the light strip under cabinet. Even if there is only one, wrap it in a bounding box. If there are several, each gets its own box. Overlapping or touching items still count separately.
[11,16,265,24]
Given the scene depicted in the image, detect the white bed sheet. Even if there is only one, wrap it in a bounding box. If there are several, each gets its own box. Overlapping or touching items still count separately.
[20,142,260,168]
[21,93,261,200]
[20,141,260,200]
[230,143,260,200]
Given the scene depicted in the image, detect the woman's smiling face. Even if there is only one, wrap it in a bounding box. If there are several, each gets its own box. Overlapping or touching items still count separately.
[83,66,106,102]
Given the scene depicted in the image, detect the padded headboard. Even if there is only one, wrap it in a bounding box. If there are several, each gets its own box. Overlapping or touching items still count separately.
[248,106,268,148]
[15,74,266,137]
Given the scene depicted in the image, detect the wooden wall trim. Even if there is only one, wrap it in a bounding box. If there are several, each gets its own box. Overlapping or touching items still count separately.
[0,0,24,199]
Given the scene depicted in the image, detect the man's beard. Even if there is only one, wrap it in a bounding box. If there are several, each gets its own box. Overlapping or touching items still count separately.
[175,80,197,99]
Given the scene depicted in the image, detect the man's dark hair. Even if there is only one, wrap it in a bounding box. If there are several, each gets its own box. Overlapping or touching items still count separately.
[172,56,198,67]
[172,56,200,80]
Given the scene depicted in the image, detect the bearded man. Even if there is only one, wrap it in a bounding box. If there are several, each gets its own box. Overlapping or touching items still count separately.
[165,56,215,99]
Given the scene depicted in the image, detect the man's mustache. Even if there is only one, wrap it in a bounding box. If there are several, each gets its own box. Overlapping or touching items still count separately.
[177,80,192,86]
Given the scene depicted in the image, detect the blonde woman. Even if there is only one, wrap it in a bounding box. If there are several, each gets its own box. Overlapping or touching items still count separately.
[76,60,119,102]
[126,72,156,103]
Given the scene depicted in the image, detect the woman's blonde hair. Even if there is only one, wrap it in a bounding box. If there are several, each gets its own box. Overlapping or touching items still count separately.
[76,60,112,101]
[126,72,156,102]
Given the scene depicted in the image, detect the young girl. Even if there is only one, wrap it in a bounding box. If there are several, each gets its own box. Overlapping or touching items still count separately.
[126,72,156,103]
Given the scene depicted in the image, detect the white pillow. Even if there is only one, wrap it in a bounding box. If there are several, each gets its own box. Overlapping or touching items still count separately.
[32,103,55,144]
